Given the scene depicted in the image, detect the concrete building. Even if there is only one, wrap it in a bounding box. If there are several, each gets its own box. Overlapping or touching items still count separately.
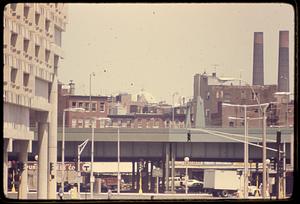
[3,3,68,199]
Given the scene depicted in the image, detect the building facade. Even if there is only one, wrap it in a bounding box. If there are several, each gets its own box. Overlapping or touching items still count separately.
[58,82,113,128]
[3,3,68,199]
[193,72,279,127]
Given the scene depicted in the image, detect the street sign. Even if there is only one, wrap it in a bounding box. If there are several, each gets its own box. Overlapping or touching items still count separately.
[153,168,163,177]
[82,163,91,172]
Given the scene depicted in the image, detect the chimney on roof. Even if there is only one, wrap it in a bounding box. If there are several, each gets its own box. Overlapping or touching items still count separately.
[69,80,75,95]
[252,32,264,85]
[277,30,289,92]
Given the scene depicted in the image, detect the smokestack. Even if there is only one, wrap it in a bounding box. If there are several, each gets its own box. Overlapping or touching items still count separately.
[252,32,264,85]
[278,31,289,92]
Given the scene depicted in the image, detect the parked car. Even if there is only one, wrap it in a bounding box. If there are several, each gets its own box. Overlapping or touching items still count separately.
[188,182,204,193]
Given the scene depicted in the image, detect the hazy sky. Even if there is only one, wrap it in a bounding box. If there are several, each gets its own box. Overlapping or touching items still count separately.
[59,3,295,104]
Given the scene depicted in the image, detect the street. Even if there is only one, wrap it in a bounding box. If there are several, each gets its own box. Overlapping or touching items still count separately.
[6,192,268,200]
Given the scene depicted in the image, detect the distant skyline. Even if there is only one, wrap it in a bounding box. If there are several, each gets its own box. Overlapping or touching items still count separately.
[59,3,295,104]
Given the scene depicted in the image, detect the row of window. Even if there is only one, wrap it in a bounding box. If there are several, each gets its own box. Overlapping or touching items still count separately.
[71,101,105,112]
[70,118,185,128]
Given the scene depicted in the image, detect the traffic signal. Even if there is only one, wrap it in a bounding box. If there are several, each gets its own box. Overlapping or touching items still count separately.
[50,162,54,172]
[269,157,276,170]
[187,131,191,142]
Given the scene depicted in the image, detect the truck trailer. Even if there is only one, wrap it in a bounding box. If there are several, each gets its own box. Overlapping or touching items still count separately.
[203,169,241,197]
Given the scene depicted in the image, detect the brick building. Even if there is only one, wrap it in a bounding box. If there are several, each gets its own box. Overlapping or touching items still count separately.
[58,81,113,128]
[193,72,279,127]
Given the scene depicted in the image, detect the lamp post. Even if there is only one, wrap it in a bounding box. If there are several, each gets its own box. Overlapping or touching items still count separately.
[90,117,111,198]
[62,107,85,195]
[218,76,272,199]
[89,72,95,108]
[77,139,89,199]
[172,92,179,128]
[228,114,264,198]
[184,157,189,194]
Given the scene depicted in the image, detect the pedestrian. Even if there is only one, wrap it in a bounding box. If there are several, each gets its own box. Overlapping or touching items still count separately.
[58,186,63,200]
[107,188,112,200]
[70,185,78,199]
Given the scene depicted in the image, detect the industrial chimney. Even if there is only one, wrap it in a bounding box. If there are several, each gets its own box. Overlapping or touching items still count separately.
[277,31,289,92]
[252,32,264,85]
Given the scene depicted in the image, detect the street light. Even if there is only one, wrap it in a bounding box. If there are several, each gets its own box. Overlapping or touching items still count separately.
[218,76,270,199]
[184,157,189,194]
[62,107,85,195]
[228,114,264,198]
[77,139,89,199]
[172,92,179,128]
[90,117,111,198]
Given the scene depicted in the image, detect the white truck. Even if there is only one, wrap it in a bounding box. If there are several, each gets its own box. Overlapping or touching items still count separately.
[203,169,241,197]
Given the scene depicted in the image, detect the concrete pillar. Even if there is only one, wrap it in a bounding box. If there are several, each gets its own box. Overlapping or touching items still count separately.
[132,161,135,190]
[18,140,29,199]
[144,161,149,192]
[3,139,8,196]
[136,161,140,192]
[150,161,155,192]
[165,143,170,192]
[38,122,48,199]
[48,75,58,199]
[171,143,175,192]
[162,160,165,192]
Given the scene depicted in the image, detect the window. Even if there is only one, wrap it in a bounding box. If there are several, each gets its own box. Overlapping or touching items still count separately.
[84,119,91,128]
[45,19,50,32]
[35,45,40,57]
[71,119,76,128]
[54,26,62,46]
[11,4,17,11]
[99,102,105,112]
[10,33,18,47]
[23,73,29,87]
[92,103,96,111]
[229,121,234,127]
[35,12,40,26]
[77,119,83,128]
[240,121,244,126]
[100,120,106,128]
[45,49,50,63]
[23,39,29,53]
[78,102,83,108]
[24,5,30,19]
[71,102,76,108]
[11,68,17,83]
[84,102,89,111]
